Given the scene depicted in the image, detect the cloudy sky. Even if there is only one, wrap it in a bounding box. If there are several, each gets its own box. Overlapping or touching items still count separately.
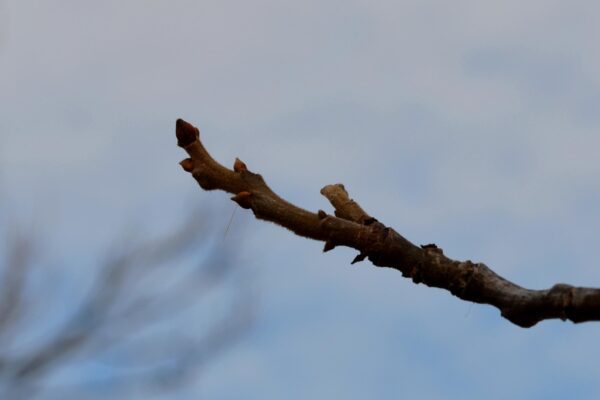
[2,0,600,398]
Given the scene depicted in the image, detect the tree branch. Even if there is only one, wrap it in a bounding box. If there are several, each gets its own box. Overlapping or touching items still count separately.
[175,118,600,328]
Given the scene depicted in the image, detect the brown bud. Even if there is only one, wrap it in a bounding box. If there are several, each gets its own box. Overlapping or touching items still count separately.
[317,210,327,219]
[323,241,336,252]
[180,158,194,172]
[176,119,199,147]
[233,158,247,172]
[231,191,252,209]
[351,252,367,264]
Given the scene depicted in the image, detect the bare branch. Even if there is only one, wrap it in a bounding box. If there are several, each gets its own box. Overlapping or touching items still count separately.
[175,118,600,328]
[0,210,254,398]
[0,228,34,335]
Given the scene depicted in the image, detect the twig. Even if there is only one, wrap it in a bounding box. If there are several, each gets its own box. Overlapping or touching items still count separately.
[175,118,600,328]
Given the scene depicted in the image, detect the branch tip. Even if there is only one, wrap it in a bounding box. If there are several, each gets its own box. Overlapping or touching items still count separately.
[176,118,200,147]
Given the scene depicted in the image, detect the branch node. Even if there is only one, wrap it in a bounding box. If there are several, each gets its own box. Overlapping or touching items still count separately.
[409,264,423,283]
[421,243,443,255]
[550,283,575,321]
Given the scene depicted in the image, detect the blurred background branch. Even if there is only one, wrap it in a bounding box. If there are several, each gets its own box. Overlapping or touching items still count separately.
[0,211,255,399]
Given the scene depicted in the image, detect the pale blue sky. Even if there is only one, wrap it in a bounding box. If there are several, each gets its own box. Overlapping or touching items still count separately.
[2,1,600,398]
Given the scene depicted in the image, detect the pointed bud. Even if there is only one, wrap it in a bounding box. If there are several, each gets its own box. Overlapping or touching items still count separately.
[323,241,336,252]
[176,119,199,147]
[233,158,247,172]
[231,191,252,209]
[180,158,194,172]
[317,210,327,219]
[351,252,367,264]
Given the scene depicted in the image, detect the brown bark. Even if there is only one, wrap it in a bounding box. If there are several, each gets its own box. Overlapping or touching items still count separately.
[175,118,600,328]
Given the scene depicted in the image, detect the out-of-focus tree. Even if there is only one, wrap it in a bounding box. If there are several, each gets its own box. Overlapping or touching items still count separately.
[0,213,254,399]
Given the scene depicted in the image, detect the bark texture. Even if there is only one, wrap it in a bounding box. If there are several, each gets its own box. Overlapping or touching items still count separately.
[176,118,600,328]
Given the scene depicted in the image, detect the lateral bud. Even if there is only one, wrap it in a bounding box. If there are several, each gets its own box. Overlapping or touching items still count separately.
[323,241,336,253]
[231,191,253,209]
[176,119,200,147]
[180,158,194,172]
[317,210,327,219]
[351,252,367,264]
[233,157,248,172]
